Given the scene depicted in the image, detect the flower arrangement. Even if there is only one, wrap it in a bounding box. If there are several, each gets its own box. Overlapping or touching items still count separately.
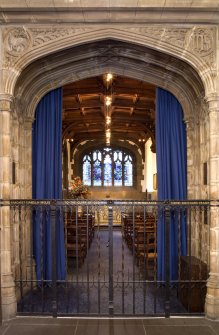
[68,176,89,198]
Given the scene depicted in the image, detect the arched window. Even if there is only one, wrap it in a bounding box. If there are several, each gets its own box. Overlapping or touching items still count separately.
[82,147,133,186]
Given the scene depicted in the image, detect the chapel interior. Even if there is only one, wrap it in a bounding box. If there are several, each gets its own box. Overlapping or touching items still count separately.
[62,74,157,200]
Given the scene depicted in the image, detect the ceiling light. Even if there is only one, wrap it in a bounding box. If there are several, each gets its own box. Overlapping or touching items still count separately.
[105,96,112,107]
[106,128,111,145]
[106,73,113,82]
[106,129,111,138]
[106,138,110,145]
[106,116,111,125]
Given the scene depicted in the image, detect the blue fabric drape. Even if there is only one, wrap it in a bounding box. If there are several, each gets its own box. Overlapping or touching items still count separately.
[156,88,187,280]
[32,88,66,281]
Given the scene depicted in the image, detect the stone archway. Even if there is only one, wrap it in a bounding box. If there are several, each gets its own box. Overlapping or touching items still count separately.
[13,38,207,201]
[0,26,219,320]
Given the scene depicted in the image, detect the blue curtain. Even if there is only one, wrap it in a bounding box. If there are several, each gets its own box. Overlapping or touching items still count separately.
[156,88,187,280]
[32,88,66,281]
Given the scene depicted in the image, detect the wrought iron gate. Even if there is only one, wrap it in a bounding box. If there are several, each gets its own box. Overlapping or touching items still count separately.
[2,199,210,317]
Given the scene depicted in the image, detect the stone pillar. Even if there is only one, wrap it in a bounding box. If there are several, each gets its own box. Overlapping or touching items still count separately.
[185,117,195,200]
[194,120,201,199]
[11,115,20,199]
[10,112,20,279]
[205,95,219,320]
[23,118,33,199]
[0,94,17,320]
[23,118,35,279]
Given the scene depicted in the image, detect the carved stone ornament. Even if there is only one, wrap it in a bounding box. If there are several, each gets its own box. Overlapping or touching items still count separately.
[0,100,11,111]
[2,25,217,71]
[4,27,32,56]
[130,26,188,49]
[128,25,216,69]
[31,27,89,47]
[185,27,216,69]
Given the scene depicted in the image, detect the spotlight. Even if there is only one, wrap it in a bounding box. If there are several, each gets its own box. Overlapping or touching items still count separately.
[106,116,111,125]
[106,73,113,82]
[105,96,112,107]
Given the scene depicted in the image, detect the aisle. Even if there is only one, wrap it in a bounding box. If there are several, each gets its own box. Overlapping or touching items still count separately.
[66,227,147,314]
[59,227,184,315]
[18,227,185,315]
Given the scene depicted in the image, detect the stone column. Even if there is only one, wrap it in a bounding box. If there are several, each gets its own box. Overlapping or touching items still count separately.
[11,115,20,199]
[194,120,201,199]
[23,118,33,199]
[0,94,17,320]
[205,95,219,320]
[23,118,35,280]
[185,117,195,200]
[10,112,20,279]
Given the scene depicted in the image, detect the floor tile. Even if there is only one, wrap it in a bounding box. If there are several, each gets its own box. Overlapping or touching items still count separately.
[3,324,77,335]
[208,321,219,335]
[75,324,110,335]
[0,323,10,335]
[142,317,208,326]
[12,317,78,326]
[144,325,215,335]
[75,322,145,335]
[1,317,219,335]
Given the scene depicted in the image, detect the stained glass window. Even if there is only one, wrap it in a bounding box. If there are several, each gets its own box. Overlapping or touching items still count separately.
[82,147,133,187]
[104,153,112,186]
[82,155,91,186]
[124,155,133,186]
[93,150,102,186]
[114,150,122,186]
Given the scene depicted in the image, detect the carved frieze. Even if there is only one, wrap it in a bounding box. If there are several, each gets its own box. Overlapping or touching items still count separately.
[2,25,217,71]
[31,27,89,47]
[128,26,216,69]
[131,26,188,48]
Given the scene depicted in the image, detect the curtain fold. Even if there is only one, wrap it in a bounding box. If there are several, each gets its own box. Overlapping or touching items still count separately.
[32,88,66,281]
[156,88,187,280]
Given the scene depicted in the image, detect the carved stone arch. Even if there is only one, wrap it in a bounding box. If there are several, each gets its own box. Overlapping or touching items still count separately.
[4,26,216,97]
[13,39,205,125]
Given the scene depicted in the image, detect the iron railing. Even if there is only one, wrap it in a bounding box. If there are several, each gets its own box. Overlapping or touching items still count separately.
[0,199,211,317]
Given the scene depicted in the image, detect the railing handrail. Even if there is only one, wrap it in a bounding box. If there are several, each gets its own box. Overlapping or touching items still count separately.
[0,198,213,207]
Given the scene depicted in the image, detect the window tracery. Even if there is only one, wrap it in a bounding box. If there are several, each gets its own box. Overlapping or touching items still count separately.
[82,147,133,187]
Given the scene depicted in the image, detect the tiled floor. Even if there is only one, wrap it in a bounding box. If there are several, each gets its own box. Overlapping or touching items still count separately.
[0,317,219,335]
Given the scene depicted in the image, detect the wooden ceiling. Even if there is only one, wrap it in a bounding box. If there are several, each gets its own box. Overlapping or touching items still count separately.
[62,75,156,149]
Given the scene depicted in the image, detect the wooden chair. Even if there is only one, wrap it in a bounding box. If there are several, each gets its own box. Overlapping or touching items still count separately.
[66,225,87,267]
[138,231,157,275]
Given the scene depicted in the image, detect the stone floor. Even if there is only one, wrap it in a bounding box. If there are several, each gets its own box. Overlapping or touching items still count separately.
[0,317,219,335]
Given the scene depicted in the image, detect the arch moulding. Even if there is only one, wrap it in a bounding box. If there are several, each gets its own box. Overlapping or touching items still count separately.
[2,25,217,98]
